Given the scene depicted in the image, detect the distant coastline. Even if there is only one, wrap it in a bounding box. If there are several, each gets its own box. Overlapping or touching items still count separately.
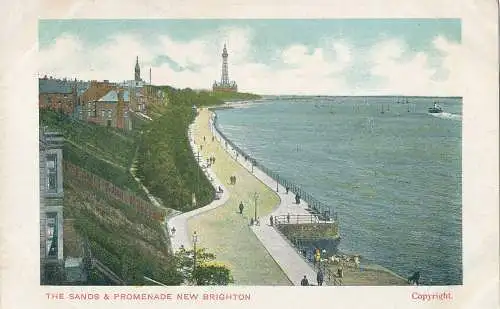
[261,95,462,100]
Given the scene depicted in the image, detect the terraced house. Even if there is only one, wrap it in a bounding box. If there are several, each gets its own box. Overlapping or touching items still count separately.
[39,57,165,131]
[94,88,132,130]
[78,80,116,122]
[39,76,89,115]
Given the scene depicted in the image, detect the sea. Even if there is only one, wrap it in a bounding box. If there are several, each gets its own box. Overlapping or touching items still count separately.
[215,96,462,285]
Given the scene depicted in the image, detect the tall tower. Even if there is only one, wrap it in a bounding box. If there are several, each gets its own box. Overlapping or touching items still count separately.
[135,56,141,81]
[212,44,237,92]
[220,44,229,85]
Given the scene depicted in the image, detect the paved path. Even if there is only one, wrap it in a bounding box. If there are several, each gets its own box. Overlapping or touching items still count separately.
[168,107,321,285]
[167,126,230,251]
[208,111,322,286]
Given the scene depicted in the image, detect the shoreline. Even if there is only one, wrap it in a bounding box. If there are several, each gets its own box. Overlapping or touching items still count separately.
[168,103,408,285]
[210,101,409,285]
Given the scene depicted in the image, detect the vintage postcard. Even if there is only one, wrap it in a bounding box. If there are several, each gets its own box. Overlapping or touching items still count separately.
[1,0,498,309]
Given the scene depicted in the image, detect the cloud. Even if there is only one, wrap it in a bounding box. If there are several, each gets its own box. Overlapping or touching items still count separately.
[369,36,461,96]
[39,28,461,96]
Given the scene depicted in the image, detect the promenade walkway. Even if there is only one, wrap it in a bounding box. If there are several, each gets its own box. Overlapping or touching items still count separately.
[208,111,323,286]
[168,107,325,285]
[167,157,230,252]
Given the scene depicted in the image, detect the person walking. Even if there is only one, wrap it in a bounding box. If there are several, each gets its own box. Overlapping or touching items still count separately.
[317,269,324,286]
[300,275,309,286]
[239,201,244,214]
[337,267,344,278]
[269,216,274,226]
[171,227,176,237]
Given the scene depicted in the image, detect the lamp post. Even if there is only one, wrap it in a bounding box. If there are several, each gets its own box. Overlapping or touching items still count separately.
[192,231,198,285]
[276,175,279,192]
[196,150,200,196]
[253,192,259,222]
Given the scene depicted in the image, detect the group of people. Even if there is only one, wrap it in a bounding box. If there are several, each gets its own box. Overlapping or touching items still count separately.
[207,156,216,166]
[300,270,324,286]
[229,175,237,185]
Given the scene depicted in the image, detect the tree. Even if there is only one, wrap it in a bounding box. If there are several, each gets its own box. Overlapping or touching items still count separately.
[193,261,234,285]
[174,247,233,285]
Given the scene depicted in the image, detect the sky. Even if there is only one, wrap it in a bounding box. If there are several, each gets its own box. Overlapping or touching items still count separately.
[38,19,461,96]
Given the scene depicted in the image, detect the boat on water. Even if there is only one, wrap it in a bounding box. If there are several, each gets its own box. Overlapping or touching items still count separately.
[428,102,443,113]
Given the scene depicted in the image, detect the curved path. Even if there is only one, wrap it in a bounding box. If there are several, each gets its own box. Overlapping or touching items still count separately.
[168,108,317,285]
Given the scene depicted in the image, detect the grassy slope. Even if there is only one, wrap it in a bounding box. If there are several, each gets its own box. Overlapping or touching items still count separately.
[40,110,146,199]
[135,88,261,212]
[40,110,180,284]
[64,171,182,285]
[41,88,262,284]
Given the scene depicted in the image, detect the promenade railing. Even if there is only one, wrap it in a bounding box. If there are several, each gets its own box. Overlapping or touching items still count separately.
[274,214,332,225]
[210,110,338,222]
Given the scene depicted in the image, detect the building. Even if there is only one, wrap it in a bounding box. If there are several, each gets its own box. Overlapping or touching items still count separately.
[122,57,165,114]
[40,129,65,284]
[120,79,144,112]
[212,44,238,92]
[93,88,131,130]
[80,80,115,122]
[39,77,88,115]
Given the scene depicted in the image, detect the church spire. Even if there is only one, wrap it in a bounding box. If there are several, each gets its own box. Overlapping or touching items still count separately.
[135,56,141,81]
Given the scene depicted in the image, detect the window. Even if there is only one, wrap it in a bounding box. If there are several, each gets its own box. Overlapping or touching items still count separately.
[46,213,58,258]
[46,154,57,192]
[107,110,112,119]
[101,110,105,119]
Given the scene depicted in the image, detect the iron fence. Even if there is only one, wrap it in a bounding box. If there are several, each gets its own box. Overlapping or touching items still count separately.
[211,111,337,222]
[64,161,166,221]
